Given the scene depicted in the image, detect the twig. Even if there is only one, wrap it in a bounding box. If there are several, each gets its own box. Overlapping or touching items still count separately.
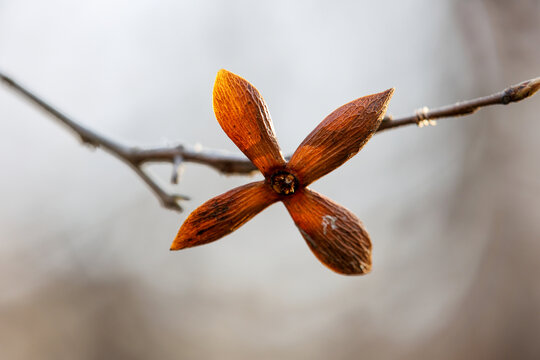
[378,77,539,131]
[0,72,261,211]
[1,72,538,211]
[170,155,183,184]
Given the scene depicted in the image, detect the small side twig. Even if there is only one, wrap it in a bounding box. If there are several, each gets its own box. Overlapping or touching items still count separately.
[1,72,538,211]
[170,155,184,184]
[0,72,257,211]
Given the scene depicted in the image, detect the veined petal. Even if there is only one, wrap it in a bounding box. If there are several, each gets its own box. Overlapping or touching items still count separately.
[171,181,279,250]
[283,188,372,275]
[213,69,286,177]
[288,89,394,185]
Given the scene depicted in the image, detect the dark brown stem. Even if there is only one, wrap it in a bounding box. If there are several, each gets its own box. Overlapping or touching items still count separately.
[1,71,538,211]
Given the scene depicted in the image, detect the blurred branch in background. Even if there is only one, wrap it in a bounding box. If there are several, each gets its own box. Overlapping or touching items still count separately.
[1,71,538,211]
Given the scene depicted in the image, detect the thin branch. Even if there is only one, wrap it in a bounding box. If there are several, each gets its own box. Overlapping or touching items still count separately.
[130,164,189,211]
[1,71,538,211]
[1,71,259,211]
[378,77,539,131]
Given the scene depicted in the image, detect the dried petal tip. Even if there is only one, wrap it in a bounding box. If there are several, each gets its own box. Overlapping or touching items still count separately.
[364,87,394,116]
[283,189,373,275]
[288,87,394,185]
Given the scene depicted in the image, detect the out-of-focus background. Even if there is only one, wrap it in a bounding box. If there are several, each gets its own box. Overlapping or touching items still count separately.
[1,0,539,359]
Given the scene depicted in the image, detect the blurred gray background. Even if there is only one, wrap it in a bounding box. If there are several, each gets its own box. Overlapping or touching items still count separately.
[1,0,539,359]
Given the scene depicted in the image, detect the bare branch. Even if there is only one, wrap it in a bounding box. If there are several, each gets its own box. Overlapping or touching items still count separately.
[378,77,540,131]
[1,71,538,211]
[1,72,197,211]
[130,164,189,211]
[128,145,257,174]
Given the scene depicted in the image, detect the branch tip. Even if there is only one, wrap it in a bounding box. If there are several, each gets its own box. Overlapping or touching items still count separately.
[508,77,540,103]
[172,194,190,201]
[161,193,190,212]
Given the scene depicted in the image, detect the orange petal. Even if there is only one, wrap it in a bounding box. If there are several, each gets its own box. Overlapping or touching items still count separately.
[171,181,279,250]
[288,89,394,185]
[213,69,286,177]
[283,188,372,275]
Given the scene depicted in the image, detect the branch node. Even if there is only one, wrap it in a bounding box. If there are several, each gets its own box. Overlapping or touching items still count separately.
[415,106,431,127]
[80,135,98,148]
[501,92,512,105]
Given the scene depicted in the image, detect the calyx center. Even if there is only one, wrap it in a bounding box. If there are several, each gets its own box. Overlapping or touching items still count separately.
[270,171,299,195]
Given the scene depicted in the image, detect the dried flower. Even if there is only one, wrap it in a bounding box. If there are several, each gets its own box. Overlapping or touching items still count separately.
[170,69,394,275]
